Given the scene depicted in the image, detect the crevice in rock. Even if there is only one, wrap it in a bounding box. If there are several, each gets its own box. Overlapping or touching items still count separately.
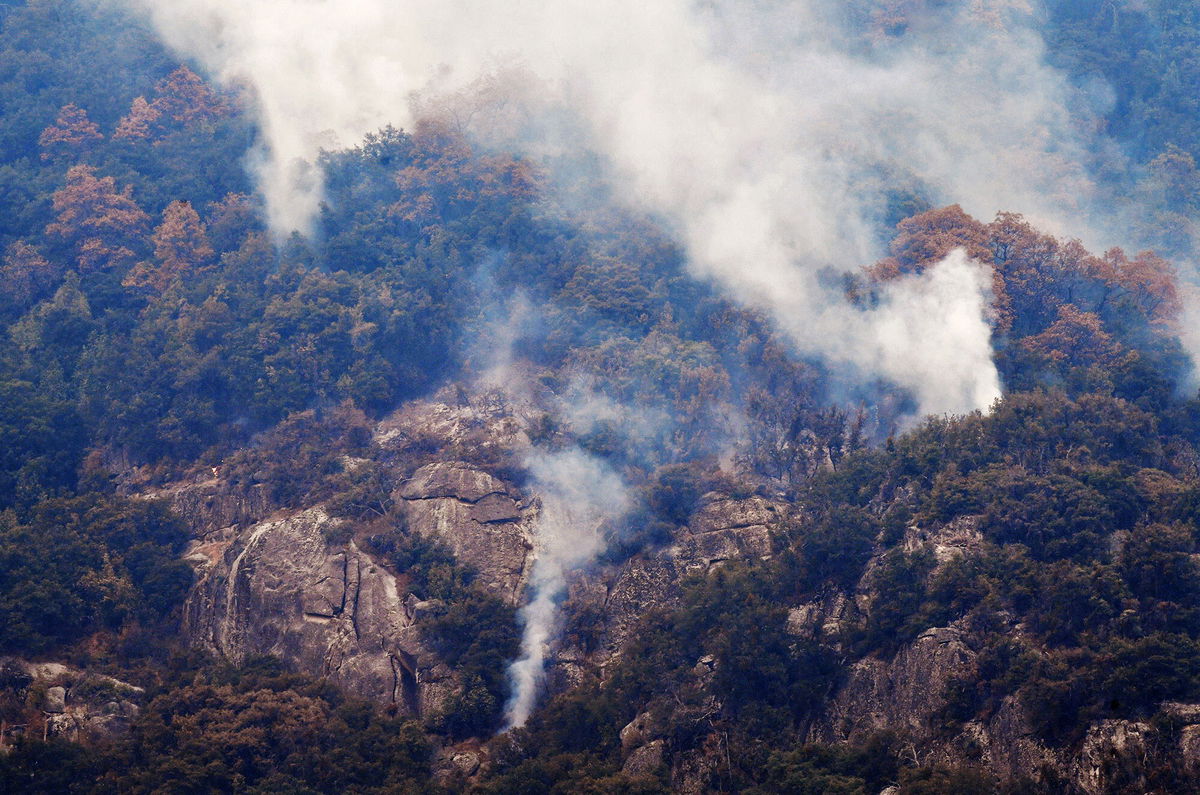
[478,515,519,525]
[390,652,420,716]
[337,554,349,617]
[692,520,772,534]
[349,557,362,641]
[398,490,508,506]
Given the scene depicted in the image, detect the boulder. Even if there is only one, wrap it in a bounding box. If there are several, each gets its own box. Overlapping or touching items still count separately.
[398,462,508,503]
[620,711,654,752]
[0,658,143,744]
[817,625,976,741]
[1073,720,1153,795]
[622,739,665,776]
[1180,724,1200,775]
[43,686,66,714]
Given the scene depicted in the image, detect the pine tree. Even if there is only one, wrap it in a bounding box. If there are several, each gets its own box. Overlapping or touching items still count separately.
[37,104,103,161]
[124,200,214,292]
[46,166,149,273]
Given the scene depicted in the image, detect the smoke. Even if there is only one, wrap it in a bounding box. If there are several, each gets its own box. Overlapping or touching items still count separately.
[831,248,1002,417]
[558,375,671,448]
[504,448,631,728]
[99,0,1193,728]
[110,0,1112,416]
[462,286,646,725]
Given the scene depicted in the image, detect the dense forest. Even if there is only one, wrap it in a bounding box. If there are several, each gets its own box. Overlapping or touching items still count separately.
[2,0,1200,792]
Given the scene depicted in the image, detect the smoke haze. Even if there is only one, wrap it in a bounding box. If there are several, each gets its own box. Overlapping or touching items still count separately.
[107,0,1160,728]
[505,448,631,728]
[110,0,1113,417]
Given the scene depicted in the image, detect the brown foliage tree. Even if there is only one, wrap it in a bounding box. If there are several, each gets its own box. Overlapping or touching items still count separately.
[870,204,1012,333]
[871,204,992,277]
[46,166,149,272]
[113,96,162,141]
[150,66,228,127]
[37,104,103,160]
[390,121,542,225]
[1021,304,1125,371]
[124,201,214,292]
[1101,248,1182,325]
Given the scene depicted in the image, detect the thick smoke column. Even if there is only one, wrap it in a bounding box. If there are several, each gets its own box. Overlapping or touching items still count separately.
[505,449,631,728]
[112,0,1105,416]
[834,248,1000,416]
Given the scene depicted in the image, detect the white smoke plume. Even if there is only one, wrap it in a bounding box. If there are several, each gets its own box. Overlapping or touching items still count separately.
[504,448,631,728]
[831,248,1001,416]
[109,0,1106,416]
[464,290,641,726]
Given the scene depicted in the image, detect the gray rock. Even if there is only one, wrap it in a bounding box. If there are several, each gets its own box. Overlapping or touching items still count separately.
[622,739,665,776]
[183,507,438,714]
[680,495,777,566]
[471,493,522,524]
[397,463,532,602]
[398,462,508,503]
[157,478,273,538]
[787,592,855,641]
[1073,720,1153,795]
[43,686,66,714]
[451,751,481,776]
[817,624,975,741]
[0,659,142,744]
[1180,724,1200,775]
[620,711,653,752]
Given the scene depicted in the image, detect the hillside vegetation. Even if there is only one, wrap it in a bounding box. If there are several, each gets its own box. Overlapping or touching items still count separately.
[1,1,1200,792]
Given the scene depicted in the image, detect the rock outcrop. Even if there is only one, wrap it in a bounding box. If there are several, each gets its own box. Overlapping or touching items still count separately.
[396,461,533,603]
[1072,720,1154,795]
[162,392,1200,791]
[163,478,274,537]
[816,624,976,742]
[549,491,785,688]
[183,507,454,715]
[0,658,143,746]
[177,396,542,720]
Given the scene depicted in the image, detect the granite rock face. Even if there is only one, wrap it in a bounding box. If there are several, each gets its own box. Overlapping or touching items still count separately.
[183,507,452,715]
[175,392,786,734]
[816,624,976,740]
[1072,720,1154,795]
[548,491,785,690]
[396,461,533,603]
[174,397,540,720]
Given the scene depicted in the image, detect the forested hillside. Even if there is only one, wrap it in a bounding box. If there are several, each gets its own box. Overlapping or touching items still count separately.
[2,1,1200,793]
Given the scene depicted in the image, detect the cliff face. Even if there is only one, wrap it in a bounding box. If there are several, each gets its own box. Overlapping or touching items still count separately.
[611,509,1200,794]
[172,394,537,721]
[166,393,1200,791]
[171,394,786,728]
[554,493,781,685]
[183,507,441,713]
[396,462,533,603]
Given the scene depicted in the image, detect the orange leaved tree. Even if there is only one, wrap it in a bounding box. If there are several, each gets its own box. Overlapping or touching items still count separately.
[46,165,149,273]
